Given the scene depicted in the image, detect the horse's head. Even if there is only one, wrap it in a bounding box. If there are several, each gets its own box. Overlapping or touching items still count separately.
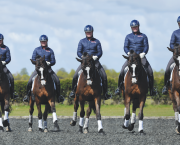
[122,50,142,84]
[168,44,180,76]
[30,55,48,86]
[76,52,95,85]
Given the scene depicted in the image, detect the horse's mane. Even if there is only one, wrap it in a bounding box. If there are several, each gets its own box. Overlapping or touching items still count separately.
[36,55,41,60]
[82,52,88,57]
[130,49,134,54]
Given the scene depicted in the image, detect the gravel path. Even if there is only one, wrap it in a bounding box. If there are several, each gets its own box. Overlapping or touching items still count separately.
[0,117,179,145]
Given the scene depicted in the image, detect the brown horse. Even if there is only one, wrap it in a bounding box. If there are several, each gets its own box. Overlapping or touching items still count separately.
[0,55,12,132]
[167,44,180,134]
[122,50,148,135]
[28,56,60,132]
[70,52,105,135]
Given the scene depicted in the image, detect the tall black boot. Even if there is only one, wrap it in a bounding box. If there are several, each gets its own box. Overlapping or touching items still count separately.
[103,80,112,100]
[10,83,18,99]
[69,79,77,98]
[56,85,64,103]
[23,84,32,102]
[162,73,170,95]
[149,75,157,96]
[114,74,124,95]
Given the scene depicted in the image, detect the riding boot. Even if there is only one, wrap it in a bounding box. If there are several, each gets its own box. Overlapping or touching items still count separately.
[149,75,157,96]
[114,74,124,95]
[69,79,77,98]
[56,85,64,103]
[103,80,112,100]
[10,86,18,100]
[23,84,32,102]
[162,73,170,95]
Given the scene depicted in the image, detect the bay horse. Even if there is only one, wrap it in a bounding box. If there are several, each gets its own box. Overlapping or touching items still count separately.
[70,52,105,135]
[0,55,12,132]
[167,44,180,134]
[122,50,148,135]
[28,55,60,132]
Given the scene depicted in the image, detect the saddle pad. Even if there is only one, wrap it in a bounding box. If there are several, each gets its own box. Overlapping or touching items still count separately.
[170,63,176,81]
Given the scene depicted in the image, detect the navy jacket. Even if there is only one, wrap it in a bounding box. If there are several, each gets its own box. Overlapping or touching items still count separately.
[0,45,11,64]
[32,46,56,66]
[77,37,103,59]
[170,29,180,49]
[124,32,149,55]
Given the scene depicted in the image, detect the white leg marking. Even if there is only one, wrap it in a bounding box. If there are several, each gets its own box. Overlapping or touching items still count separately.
[0,118,3,127]
[83,118,89,128]
[85,67,92,85]
[44,121,47,128]
[131,64,137,83]
[4,111,9,122]
[53,112,57,123]
[97,120,103,131]
[29,115,33,123]
[138,120,143,131]
[124,119,129,127]
[178,114,180,123]
[38,119,43,129]
[73,112,77,121]
[131,113,136,124]
[175,112,179,121]
[79,117,84,127]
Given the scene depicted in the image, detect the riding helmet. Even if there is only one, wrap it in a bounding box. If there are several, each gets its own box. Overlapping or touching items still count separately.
[84,25,94,32]
[0,34,4,40]
[39,35,48,41]
[130,20,140,27]
[177,16,180,23]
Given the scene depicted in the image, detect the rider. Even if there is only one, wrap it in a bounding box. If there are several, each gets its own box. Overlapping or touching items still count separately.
[162,16,180,94]
[69,25,112,100]
[0,34,18,99]
[23,35,64,103]
[114,20,157,96]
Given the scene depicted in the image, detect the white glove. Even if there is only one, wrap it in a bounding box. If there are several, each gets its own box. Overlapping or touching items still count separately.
[127,52,130,56]
[92,56,98,61]
[139,52,146,58]
[1,61,6,65]
[46,61,50,66]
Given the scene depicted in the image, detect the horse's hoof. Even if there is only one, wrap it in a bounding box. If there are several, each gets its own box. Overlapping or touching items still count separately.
[44,128,48,133]
[176,126,180,134]
[83,128,89,134]
[39,128,44,132]
[6,126,11,132]
[70,120,76,126]
[139,130,146,135]
[0,126,4,132]
[53,121,60,132]
[3,120,9,127]
[128,123,134,131]
[28,127,33,132]
[122,125,128,129]
[98,129,106,135]
[176,120,179,126]
[78,126,83,134]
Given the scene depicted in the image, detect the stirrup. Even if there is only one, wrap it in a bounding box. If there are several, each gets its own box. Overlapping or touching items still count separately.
[104,92,112,100]
[69,91,75,98]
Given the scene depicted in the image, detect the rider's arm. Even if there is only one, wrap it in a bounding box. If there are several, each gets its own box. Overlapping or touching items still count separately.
[77,40,83,58]
[124,36,129,55]
[96,41,103,59]
[32,49,37,62]
[5,47,11,64]
[170,31,176,49]
[50,50,56,66]
[143,35,149,54]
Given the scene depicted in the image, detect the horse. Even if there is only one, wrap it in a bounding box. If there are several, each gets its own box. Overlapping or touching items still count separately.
[0,55,12,132]
[167,43,180,134]
[121,50,148,135]
[69,52,105,135]
[28,55,60,132]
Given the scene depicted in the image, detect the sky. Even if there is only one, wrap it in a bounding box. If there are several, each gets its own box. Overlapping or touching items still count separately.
[0,0,180,74]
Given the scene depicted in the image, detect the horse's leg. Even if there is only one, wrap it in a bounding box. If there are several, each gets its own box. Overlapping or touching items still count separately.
[78,100,85,134]
[0,103,4,132]
[123,95,131,129]
[36,102,43,132]
[28,96,34,132]
[128,100,137,131]
[172,100,178,126]
[138,95,146,135]
[70,95,79,126]
[3,97,11,132]
[43,104,50,133]
[174,91,180,134]
[48,100,59,132]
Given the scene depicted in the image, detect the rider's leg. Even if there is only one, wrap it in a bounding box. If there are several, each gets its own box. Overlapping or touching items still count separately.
[95,61,111,100]
[141,57,157,96]
[50,69,64,103]
[114,60,128,95]
[23,70,37,102]
[69,65,81,98]
[162,57,174,94]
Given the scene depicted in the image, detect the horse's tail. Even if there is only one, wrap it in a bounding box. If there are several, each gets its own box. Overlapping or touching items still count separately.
[89,101,96,114]
[0,100,12,114]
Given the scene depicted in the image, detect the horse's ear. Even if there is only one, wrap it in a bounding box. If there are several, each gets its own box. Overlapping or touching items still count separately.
[122,55,129,60]
[167,47,174,52]
[76,58,82,63]
[30,59,36,65]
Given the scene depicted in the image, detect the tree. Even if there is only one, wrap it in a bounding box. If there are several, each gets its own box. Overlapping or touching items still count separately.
[102,65,108,71]
[69,69,75,78]
[20,68,29,76]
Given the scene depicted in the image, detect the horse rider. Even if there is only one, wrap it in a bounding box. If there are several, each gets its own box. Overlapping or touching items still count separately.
[162,16,180,94]
[0,34,18,99]
[23,35,64,103]
[69,25,112,100]
[114,20,157,96]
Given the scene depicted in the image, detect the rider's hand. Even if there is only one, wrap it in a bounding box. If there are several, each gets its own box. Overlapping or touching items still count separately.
[139,52,145,58]
[1,61,6,65]
[46,61,50,66]
[127,52,130,56]
[92,56,98,61]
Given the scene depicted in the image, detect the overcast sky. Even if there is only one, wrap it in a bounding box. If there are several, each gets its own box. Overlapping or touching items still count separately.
[0,0,180,74]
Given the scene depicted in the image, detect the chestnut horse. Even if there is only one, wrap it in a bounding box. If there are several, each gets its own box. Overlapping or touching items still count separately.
[70,52,105,135]
[0,55,12,132]
[122,50,148,135]
[167,44,180,134]
[28,56,60,132]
